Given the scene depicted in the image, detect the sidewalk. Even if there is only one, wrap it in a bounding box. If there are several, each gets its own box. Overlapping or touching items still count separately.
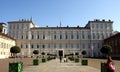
[23,59,100,72]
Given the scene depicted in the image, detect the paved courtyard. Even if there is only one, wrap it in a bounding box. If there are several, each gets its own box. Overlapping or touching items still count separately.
[0,58,119,72]
[23,59,100,72]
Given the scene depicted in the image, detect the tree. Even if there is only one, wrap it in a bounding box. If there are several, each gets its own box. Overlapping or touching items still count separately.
[41,52,45,58]
[33,50,39,58]
[41,52,45,55]
[82,50,87,57]
[100,45,112,56]
[33,50,39,55]
[75,52,79,56]
[75,52,79,58]
[10,46,21,58]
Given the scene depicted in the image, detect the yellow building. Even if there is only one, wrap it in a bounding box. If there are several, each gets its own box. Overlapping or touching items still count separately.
[0,23,16,59]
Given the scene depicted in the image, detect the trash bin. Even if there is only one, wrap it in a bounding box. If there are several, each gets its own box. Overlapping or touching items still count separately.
[101,62,106,72]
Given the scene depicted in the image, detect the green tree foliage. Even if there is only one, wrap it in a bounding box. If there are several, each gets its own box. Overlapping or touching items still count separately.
[33,50,39,58]
[75,52,79,56]
[10,46,21,57]
[33,50,39,55]
[100,45,112,55]
[41,52,45,55]
[82,50,87,55]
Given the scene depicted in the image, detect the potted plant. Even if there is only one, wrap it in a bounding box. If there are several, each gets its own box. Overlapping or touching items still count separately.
[81,50,88,65]
[75,52,79,63]
[41,52,46,62]
[33,50,39,65]
[9,46,23,72]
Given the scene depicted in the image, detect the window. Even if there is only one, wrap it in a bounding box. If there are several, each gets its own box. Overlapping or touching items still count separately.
[82,31,84,39]
[48,44,50,48]
[31,44,34,48]
[21,44,23,48]
[17,24,19,29]
[21,35,23,39]
[54,35,56,39]
[97,43,100,48]
[37,44,39,48]
[96,24,98,29]
[71,34,73,39]
[82,43,85,49]
[88,43,90,48]
[42,44,45,48]
[37,35,39,39]
[60,35,62,39]
[59,44,62,48]
[93,33,95,39]
[92,24,94,29]
[65,35,68,39]
[105,24,107,29]
[32,35,34,39]
[26,35,28,39]
[26,44,28,48]
[82,34,84,39]
[77,34,79,39]
[43,35,45,39]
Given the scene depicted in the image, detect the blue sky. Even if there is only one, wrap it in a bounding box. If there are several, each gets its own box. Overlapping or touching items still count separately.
[0,0,120,31]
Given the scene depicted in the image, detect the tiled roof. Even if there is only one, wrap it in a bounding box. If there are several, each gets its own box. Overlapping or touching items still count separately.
[0,33,15,40]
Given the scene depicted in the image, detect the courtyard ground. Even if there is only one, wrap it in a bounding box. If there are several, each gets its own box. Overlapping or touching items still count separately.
[0,58,119,72]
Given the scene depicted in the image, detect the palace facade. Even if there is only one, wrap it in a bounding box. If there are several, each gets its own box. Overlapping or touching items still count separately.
[8,19,113,57]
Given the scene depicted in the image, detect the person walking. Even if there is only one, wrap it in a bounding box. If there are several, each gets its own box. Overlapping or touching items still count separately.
[64,57,66,62]
[106,56,115,72]
[59,56,62,63]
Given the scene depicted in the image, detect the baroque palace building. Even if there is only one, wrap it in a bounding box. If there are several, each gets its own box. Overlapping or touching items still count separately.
[8,19,113,57]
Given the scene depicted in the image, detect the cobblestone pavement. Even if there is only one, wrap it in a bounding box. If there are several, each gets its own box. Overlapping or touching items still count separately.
[23,59,100,72]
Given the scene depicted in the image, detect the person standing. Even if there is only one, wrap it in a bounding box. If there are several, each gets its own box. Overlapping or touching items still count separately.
[106,56,115,72]
[59,56,62,63]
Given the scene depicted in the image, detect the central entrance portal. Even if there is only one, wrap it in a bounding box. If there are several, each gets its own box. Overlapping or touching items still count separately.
[58,50,63,56]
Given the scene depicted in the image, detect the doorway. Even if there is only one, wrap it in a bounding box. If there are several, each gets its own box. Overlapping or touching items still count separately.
[58,50,63,56]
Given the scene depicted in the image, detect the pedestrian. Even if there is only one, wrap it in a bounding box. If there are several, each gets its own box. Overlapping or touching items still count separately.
[66,56,68,62]
[59,56,62,63]
[106,56,115,72]
[64,57,66,62]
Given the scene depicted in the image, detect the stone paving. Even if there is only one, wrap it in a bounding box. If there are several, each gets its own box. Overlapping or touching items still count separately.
[23,59,100,72]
